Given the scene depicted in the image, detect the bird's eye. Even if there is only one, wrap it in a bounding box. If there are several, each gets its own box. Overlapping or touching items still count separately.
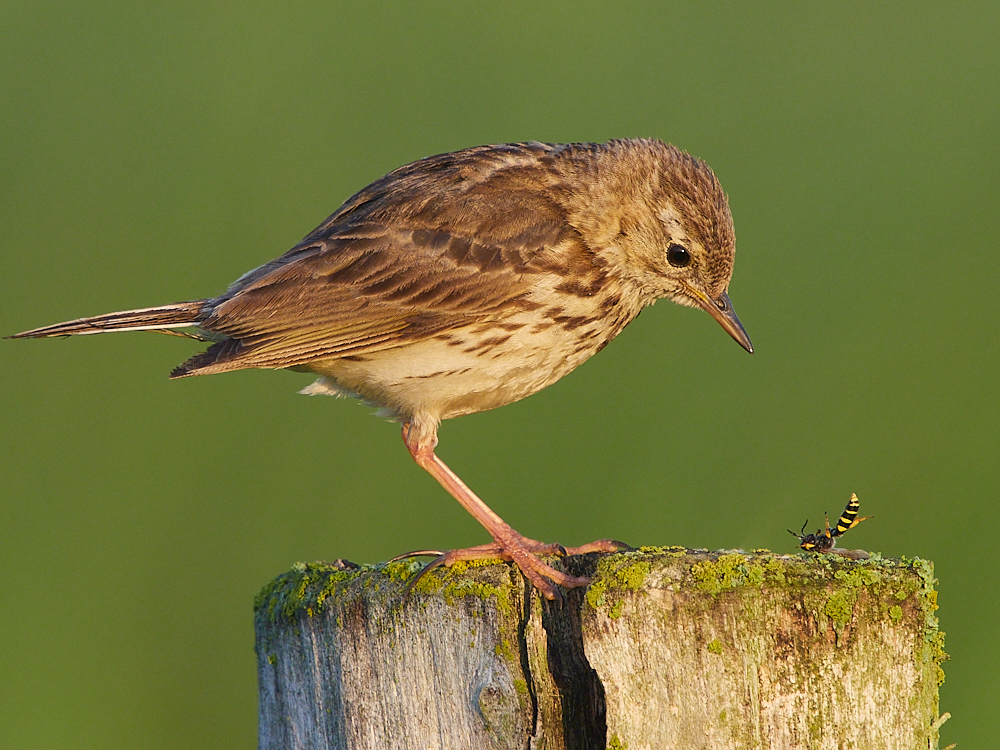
[667,244,691,267]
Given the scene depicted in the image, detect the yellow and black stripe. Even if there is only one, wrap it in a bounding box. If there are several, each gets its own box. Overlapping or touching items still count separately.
[832,493,873,536]
[789,493,873,553]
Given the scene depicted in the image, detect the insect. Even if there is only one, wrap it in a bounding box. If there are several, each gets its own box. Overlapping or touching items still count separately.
[789,493,873,554]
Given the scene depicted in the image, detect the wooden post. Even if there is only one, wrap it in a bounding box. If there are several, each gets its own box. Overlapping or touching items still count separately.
[255,549,948,750]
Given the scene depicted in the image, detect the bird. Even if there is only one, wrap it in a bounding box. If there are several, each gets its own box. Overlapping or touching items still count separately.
[12,138,752,600]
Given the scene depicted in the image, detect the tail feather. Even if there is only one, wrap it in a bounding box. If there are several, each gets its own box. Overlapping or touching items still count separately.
[10,301,207,339]
[170,338,248,378]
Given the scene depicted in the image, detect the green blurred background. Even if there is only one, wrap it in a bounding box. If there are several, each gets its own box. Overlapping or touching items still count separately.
[2,2,997,747]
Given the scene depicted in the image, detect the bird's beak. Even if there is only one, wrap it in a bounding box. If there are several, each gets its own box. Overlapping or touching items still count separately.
[691,290,753,354]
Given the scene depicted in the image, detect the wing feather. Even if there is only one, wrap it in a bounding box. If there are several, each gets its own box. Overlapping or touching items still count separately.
[172,144,579,377]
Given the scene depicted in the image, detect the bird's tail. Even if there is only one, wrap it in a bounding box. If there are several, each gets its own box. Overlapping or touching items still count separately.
[10,301,207,339]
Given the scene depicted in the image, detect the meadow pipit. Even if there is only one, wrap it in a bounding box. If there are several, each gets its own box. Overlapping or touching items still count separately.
[13,139,752,600]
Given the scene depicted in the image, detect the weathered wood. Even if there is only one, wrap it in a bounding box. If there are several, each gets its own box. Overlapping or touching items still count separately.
[255,550,947,750]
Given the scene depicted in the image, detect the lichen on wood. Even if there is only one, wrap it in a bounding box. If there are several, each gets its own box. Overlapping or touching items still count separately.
[581,549,946,750]
[255,550,947,750]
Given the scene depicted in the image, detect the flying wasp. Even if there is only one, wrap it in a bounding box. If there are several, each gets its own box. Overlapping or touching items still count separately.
[789,493,873,555]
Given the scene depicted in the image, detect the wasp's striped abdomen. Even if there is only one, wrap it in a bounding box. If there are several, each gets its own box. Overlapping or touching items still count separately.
[790,493,873,555]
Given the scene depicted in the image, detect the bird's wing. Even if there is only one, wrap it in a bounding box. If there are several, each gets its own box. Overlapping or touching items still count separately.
[173,146,580,377]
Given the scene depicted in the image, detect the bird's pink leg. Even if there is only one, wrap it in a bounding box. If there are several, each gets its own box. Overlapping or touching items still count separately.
[401,423,620,600]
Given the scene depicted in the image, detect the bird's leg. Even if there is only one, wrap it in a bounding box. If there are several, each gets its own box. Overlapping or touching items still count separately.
[401,423,617,600]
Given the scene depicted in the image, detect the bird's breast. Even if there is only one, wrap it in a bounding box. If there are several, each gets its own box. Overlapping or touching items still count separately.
[305,286,644,423]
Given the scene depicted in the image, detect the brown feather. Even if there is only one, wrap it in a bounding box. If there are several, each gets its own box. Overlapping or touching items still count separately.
[10,302,205,339]
[16,140,744,389]
[174,146,581,376]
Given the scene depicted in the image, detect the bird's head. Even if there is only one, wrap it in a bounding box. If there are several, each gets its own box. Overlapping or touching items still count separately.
[593,139,753,354]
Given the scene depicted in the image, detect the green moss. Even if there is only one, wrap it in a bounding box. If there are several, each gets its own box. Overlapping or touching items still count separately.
[823,589,855,626]
[904,557,948,688]
[691,553,765,594]
[807,712,824,743]
[638,545,687,557]
[834,567,882,588]
[585,555,652,612]
[607,735,629,750]
[383,560,420,583]
[254,561,369,624]
[927,629,949,686]
[513,678,528,695]
[585,588,605,609]
[494,639,516,662]
[410,561,515,615]
[254,557,516,624]
[256,550,949,712]
[314,571,361,614]
[618,561,652,589]
[763,558,787,585]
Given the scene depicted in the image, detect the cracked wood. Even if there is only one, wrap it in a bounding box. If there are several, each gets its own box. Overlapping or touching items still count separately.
[255,551,947,750]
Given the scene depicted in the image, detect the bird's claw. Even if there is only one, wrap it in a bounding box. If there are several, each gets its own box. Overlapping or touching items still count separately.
[395,536,630,601]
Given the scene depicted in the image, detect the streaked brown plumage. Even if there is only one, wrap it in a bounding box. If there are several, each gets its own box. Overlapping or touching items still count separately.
[12,139,752,600]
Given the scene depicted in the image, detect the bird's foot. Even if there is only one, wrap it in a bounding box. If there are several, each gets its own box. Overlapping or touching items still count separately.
[394,536,629,601]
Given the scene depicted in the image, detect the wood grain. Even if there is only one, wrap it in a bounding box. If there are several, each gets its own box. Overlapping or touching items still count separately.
[255,551,947,750]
